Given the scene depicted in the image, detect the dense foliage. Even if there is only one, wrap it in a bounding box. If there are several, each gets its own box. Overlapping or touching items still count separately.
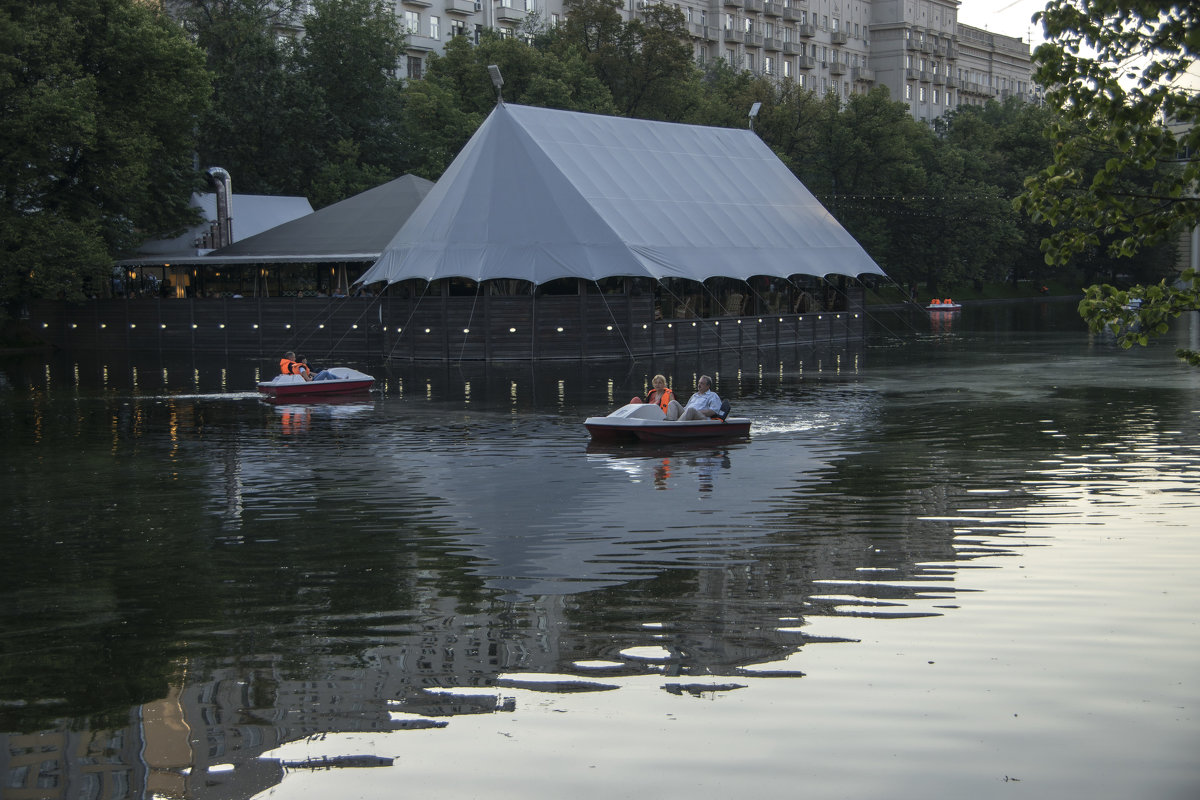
[8,0,1189,330]
[0,0,210,310]
[1016,0,1198,363]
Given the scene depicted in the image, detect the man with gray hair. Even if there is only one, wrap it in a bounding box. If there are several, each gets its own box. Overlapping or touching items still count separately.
[677,375,722,420]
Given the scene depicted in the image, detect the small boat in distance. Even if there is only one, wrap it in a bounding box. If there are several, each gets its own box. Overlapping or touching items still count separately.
[584,402,751,443]
[257,367,375,399]
[926,298,962,311]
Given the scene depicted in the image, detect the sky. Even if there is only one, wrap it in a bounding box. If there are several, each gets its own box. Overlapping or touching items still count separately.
[955,0,1049,45]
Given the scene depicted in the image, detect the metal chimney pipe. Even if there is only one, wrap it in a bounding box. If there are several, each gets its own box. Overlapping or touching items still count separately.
[206,167,233,247]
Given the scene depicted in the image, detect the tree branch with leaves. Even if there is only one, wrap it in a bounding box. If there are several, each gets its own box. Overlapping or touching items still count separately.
[1015,0,1199,362]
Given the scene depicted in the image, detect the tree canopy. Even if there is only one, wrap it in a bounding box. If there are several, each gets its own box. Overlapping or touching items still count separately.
[0,0,210,311]
[1016,0,1199,363]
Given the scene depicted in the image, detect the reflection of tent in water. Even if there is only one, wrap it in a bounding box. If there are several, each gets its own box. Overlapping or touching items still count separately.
[356,102,887,361]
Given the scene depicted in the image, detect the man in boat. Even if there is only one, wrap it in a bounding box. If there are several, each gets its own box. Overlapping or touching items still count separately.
[297,355,338,381]
[280,351,313,381]
[678,375,722,420]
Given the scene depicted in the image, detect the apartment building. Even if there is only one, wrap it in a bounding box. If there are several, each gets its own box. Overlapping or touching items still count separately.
[392,0,1036,121]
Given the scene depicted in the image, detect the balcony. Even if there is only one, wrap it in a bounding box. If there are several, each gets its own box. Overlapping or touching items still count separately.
[932,72,946,85]
[919,70,932,82]
[797,23,815,37]
[905,67,920,81]
[495,4,525,22]
[744,0,764,11]
[944,75,959,89]
[723,0,744,7]
[445,0,477,14]
[406,34,440,51]
[763,1,783,17]
[831,31,848,45]
[851,67,874,82]
[764,37,782,51]
[796,55,816,69]
[782,40,799,54]
[743,31,763,47]
[782,7,800,20]
[830,60,846,75]
[402,0,433,6]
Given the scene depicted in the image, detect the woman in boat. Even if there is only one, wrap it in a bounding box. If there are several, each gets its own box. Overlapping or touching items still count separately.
[633,374,681,420]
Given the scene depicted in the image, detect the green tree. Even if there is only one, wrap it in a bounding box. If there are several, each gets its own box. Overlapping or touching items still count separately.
[0,0,210,313]
[1015,1,1198,362]
[180,0,306,195]
[934,99,1056,289]
[555,0,700,120]
[292,0,408,204]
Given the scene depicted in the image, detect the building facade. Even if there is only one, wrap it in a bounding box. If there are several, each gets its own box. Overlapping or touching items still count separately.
[391,0,1036,121]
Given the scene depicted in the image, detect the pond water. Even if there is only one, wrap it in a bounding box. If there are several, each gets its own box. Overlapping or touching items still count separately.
[1,300,1198,800]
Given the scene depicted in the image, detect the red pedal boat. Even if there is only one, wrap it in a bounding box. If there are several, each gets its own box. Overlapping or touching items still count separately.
[257,367,375,399]
[584,402,751,443]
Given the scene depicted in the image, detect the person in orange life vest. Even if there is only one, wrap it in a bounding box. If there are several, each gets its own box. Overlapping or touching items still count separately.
[279,351,313,381]
[631,374,681,420]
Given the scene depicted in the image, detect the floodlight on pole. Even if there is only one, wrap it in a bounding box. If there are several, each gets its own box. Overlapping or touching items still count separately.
[748,102,761,132]
[488,65,504,105]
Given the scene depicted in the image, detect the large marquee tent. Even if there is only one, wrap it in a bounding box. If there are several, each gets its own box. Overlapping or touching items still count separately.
[357,103,886,288]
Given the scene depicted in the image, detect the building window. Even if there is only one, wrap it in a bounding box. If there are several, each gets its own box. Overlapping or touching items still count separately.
[783,59,792,78]
[919,86,927,102]
[407,55,423,79]
[404,10,419,34]
[429,15,439,40]
[746,52,755,72]
[744,17,753,34]
[832,17,839,31]
[727,47,737,64]
[725,12,734,29]
[905,84,912,100]
[765,56,775,75]
[933,89,939,104]
[450,19,467,37]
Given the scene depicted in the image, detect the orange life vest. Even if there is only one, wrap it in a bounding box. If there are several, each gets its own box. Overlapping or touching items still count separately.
[649,387,674,414]
[280,357,304,375]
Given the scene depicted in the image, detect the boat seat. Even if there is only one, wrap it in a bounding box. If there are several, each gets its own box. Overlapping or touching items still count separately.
[716,399,731,421]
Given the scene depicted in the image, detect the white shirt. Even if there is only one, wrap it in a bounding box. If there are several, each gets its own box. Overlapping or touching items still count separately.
[685,389,722,414]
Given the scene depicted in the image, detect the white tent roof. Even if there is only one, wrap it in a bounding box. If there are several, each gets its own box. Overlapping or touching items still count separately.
[357,103,885,287]
[127,194,313,263]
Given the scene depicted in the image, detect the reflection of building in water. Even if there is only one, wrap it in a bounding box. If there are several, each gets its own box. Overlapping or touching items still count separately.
[0,595,570,799]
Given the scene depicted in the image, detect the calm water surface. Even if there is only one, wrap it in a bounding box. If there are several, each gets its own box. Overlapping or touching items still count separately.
[1,301,1198,799]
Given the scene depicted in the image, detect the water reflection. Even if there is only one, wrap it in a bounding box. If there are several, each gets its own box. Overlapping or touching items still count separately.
[2,302,1199,799]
